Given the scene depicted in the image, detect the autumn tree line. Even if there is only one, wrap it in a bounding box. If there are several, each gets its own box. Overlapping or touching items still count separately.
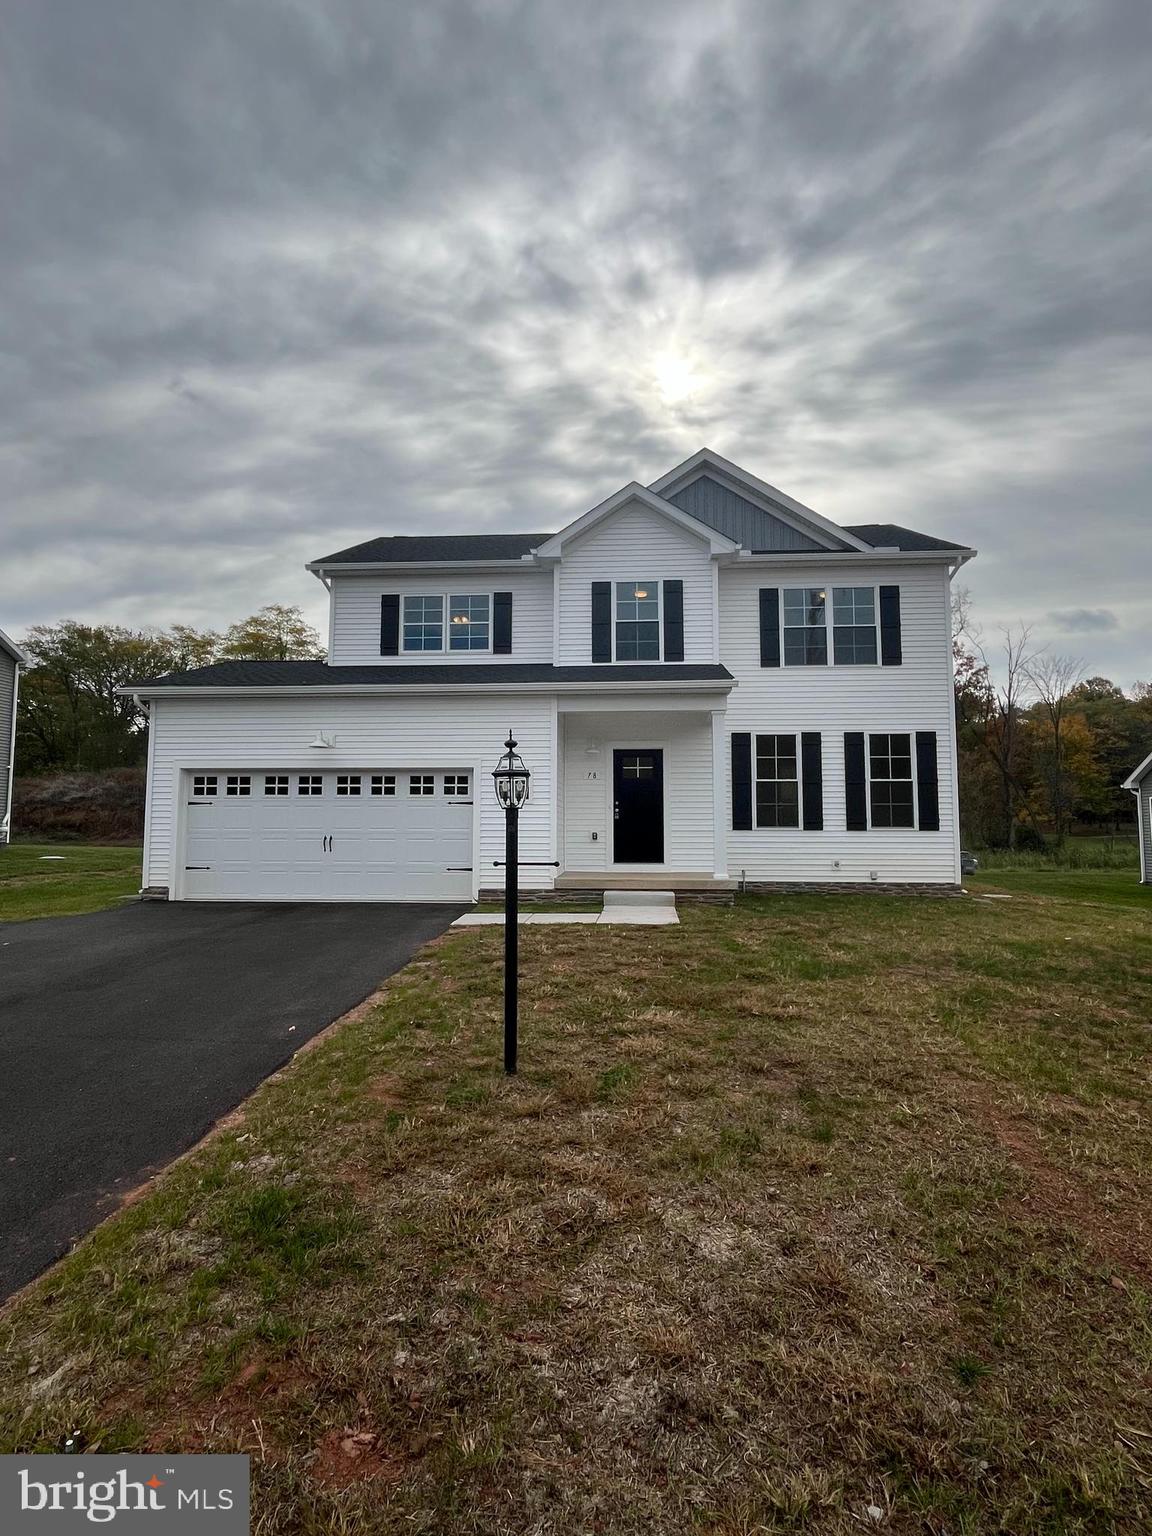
[952,591,1150,849]
[15,605,324,775]
[12,595,1151,849]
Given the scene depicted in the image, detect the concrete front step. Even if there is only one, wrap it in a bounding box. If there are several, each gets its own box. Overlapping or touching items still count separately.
[602,889,676,908]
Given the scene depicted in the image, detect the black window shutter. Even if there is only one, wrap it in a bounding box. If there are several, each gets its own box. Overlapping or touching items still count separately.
[916,731,940,831]
[591,581,612,663]
[759,588,781,667]
[380,594,400,655]
[801,733,823,831]
[492,591,513,654]
[663,579,684,662]
[879,585,902,666]
[844,733,868,831]
[731,733,753,830]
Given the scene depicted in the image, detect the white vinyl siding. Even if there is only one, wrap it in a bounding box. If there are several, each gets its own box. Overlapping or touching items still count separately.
[557,502,715,664]
[0,650,17,840]
[720,561,959,883]
[1140,783,1152,884]
[327,570,553,664]
[559,708,715,873]
[143,694,555,897]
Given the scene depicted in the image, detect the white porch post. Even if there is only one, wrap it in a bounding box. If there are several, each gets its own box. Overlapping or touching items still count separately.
[711,709,729,879]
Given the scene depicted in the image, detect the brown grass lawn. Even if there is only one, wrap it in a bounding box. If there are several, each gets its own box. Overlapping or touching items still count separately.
[2,891,1151,1533]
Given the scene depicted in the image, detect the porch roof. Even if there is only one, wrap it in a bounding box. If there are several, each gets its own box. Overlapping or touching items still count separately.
[121,660,735,697]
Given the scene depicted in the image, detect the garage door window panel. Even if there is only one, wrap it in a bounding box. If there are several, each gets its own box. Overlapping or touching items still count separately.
[193,775,218,797]
[337,775,362,796]
[226,776,251,797]
[264,775,289,796]
[371,775,396,796]
[298,775,323,795]
[410,775,435,796]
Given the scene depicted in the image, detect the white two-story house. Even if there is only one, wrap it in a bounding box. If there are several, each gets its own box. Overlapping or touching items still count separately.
[127,450,975,903]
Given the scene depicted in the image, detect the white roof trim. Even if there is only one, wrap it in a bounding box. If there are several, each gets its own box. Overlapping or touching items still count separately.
[533,482,740,559]
[648,448,875,554]
[1122,748,1152,789]
[306,557,541,574]
[0,627,29,666]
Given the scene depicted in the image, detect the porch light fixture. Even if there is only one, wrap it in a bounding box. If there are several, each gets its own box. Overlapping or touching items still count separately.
[492,732,531,811]
[309,731,335,749]
[492,731,530,1074]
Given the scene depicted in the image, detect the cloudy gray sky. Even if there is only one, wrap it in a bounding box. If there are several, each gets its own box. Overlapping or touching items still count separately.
[2,0,1149,683]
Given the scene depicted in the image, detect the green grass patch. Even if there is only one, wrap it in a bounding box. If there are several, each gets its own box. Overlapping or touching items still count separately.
[969,865,1152,908]
[0,843,141,921]
[1,892,1150,1531]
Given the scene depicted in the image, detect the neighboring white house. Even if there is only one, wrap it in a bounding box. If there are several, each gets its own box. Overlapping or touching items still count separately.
[0,627,29,847]
[1122,750,1152,885]
[123,449,976,903]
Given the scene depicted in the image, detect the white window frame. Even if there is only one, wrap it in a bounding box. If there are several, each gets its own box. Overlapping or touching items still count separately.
[192,774,218,797]
[370,775,396,796]
[297,775,323,796]
[409,774,435,796]
[263,775,289,796]
[613,578,662,663]
[336,774,363,796]
[780,585,880,668]
[865,732,918,830]
[225,775,251,797]
[753,733,801,829]
[444,773,470,798]
[401,592,494,655]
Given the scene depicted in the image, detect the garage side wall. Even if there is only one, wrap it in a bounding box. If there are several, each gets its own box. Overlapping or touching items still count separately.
[144,694,556,897]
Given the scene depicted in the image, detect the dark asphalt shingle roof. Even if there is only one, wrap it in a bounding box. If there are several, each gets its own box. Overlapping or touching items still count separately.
[311,523,967,564]
[841,524,969,552]
[131,661,735,690]
[311,534,554,565]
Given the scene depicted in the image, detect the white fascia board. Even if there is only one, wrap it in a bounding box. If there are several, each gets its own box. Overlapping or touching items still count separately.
[305,557,542,575]
[1122,749,1152,789]
[733,548,976,566]
[533,482,739,559]
[0,627,30,667]
[648,448,875,554]
[119,679,736,701]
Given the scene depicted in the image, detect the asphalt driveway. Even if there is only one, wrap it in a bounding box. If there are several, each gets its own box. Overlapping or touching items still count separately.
[0,900,465,1300]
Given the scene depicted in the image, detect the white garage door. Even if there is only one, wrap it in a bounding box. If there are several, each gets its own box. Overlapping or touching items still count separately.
[181,770,474,901]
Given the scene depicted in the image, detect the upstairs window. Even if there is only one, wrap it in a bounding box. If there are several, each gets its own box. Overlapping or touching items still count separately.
[402,593,492,652]
[782,589,828,666]
[755,734,800,827]
[782,586,880,666]
[448,594,490,651]
[615,580,660,661]
[869,734,915,827]
[833,587,878,665]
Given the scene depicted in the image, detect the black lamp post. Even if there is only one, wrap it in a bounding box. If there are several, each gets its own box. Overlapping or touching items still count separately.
[492,731,531,1075]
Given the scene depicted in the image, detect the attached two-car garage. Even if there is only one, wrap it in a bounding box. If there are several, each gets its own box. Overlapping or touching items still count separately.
[180,768,475,902]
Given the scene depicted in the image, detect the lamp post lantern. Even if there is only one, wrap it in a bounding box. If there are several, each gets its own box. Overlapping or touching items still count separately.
[492,731,530,1074]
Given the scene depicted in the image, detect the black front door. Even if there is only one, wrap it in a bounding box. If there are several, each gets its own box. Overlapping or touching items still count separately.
[613,749,664,863]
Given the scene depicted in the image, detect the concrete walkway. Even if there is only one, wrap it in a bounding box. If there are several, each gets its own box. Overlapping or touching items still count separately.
[453,890,679,927]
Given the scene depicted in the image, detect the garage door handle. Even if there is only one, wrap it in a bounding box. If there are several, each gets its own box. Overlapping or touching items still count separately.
[446,867,473,872]
[185,865,211,870]
[187,801,214,807]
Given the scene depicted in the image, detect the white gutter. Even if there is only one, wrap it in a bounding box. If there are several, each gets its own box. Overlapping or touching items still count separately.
[305,557,542,575]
